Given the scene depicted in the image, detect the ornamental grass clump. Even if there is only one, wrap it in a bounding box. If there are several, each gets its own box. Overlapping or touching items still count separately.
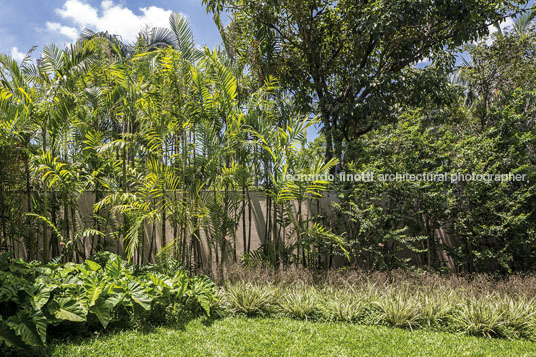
[496,295,536,340]
[222,282,277,316]
[454,294,505,338]
[374,288,422,330]
[418,290,457,329]
[277,285,319,320]
[321,286,367,323]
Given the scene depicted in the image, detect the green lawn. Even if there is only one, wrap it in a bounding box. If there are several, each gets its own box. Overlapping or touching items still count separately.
[48,317,536,357]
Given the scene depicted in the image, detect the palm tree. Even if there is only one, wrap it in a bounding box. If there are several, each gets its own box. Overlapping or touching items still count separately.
[513,10,535,34]
[1,10,347,273]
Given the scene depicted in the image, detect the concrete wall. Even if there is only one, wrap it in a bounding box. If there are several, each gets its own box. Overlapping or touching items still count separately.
[4,191,457,271]
[5,192,333,264]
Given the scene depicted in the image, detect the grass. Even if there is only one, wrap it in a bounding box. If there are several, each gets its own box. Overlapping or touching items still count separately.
[215,283,536,339]
[218,267,536,339]
[48,316,536,356]
[5,266,536,355]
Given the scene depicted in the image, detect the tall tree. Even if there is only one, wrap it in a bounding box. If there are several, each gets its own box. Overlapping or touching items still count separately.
[204,0,529,164]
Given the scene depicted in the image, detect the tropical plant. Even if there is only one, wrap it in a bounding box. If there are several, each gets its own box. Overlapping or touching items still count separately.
[0,251,217,351]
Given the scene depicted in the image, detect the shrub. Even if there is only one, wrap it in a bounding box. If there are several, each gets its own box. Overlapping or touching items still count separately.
[321,287,367,323]
[497,296,536,340]
[454,295,504,338]
[418,290,456,329]
[0,252,217,351]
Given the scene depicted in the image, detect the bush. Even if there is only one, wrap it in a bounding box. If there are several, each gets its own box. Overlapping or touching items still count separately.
[417,290,456,329]
[0,252,217,352]
[374,289,422,330]
[321,287,367,323]
[454,295,505,338]
[498,296,536,340]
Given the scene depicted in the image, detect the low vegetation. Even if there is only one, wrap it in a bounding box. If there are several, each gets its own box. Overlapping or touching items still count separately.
[49,317,536,357]
[0,253,217,351]
[3,255,536,354]
[218,267,536,340]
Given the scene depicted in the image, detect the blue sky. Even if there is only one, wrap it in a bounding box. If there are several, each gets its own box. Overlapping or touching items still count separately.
[2,1,533,65]
[0,0,223,60]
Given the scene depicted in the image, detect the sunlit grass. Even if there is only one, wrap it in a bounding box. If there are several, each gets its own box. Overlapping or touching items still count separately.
[49,316,536,357]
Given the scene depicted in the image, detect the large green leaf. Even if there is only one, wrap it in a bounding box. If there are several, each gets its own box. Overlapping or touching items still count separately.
[125,281,152,310]
[33,310,47,345]
[105,256,123,279]
[49,297,87,322]
[6,309,47,347]
[84,274,105,307]
[89,297,114,328]
[190,275,217,316]
[148,272,172,294]
[105,292,124,309]
[85,260,102,271]
[0,318,25,348]
[61,275,83,288]
[32,282,54,310]
[0,278,22,304]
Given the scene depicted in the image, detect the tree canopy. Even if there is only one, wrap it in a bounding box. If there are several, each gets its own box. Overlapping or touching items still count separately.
[204,0,530,163]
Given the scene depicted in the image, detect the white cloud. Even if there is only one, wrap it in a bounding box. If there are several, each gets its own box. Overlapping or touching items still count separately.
[49,0,174,43]
[46,22,79,42]
[10,47,25,62]
[56,0,100,29]
[416,57,431,66]
[482,17,514,45]
[489,17,514,35]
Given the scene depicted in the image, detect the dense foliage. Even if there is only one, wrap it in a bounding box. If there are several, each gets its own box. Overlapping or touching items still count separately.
[204,0,529,162]
[2,1,536,354]
[0,14,337,275]
[0,252,217,350]
[331,28,536,273]
[0,2,535,278]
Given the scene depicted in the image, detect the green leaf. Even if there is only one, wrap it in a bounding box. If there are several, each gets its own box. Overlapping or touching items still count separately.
[89,297,114,328]
[49,297,87,322]
[33,310,47,345]
[190,275,217,316]
[85,260,102,271]
[105,256,122,279]
[32,282,54,310]
[85,283,103,307]
[126,281,152,310]
[0,318,25,348]
[6,309,47,347]
[148,272,172,292]
[84,274,107,307]
[105,292,124,309]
